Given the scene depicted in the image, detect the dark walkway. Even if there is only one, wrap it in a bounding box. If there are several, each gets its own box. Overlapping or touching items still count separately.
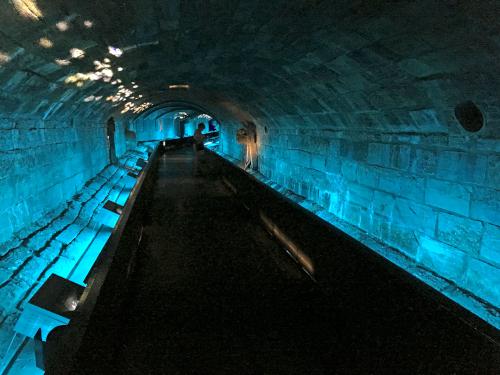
[105,148,498,374]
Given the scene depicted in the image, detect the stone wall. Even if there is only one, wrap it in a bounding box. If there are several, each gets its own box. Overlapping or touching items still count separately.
[114,118,129,159]
[0,116,118,245]
[220,121,500,309]
[133,114,219,141]
[134,115,177,141]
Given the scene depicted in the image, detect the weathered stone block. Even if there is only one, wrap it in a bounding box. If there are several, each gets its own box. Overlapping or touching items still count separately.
[394,198,437,235]
[387,224,420,257]
[346,183,373,208]
[0,118,14,129]
[465,258,500,307]
[373,190,395,218]
[341,159,357,181]
[56,224,83,245]
[425,178,471,216]
[379,172,425,201]
[356,164,379,188]
[417,236,468,283]
[390,145,411,171]
[436,151,488,185]
[287,149,311,168]
[480,224,500,266]
[310,154,327,172]
[0,129,18,151]
[342,200,364,227]
[367,142,391,167]
[470,187,500,225]
[486,155,500,189]
[437,212,483,255]
[325,156,341,173]
[412,148,437,176]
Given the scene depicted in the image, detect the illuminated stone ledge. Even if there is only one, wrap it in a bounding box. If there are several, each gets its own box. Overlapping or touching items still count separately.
[0,146,152,370]
[215,150,500,330]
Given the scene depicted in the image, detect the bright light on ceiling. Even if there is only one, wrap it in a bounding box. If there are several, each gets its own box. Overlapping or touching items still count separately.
[169,84,190,89]
[12,0,43,20]
[108,46,123,57]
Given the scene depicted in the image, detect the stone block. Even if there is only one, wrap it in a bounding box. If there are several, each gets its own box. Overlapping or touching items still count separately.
[416,236,468,284]
[325,156,341,173]
[0,118,14,129]
[408,108,445,131]
[398,58,435,77]
[412,148,437,176]
[470,187,500,225]
[390,145,411,171]
[56,224,83,245]
[425,178,471,216]
[480,224,500,266]
[486,155,500,189]
[387,224,420,258]
[287,149,311,168]
[394,198,437,235]
[342,200,364,227]
[465,258,500,307]
[341,159,358,181]
[372,190,395,218]
[346,183,373,208]
[437,212,483,255]
[0,129,18,151]
[17,129,45,148]
[340,140,368,162]
[327,139,341,158]
[367,143,391,167]
[379,172,425,201]
[436,151,488,185]
[356,164,379,188]
[310,154,327,172]
[0,278,31,315]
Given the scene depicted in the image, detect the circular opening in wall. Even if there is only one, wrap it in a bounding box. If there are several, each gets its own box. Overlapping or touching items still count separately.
[454,101,484,132]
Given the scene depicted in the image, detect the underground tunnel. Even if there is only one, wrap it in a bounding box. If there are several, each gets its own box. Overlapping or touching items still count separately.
[0,0,499,373]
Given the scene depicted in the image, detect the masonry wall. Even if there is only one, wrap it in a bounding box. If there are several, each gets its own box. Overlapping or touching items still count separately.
[134,116,177,141]
[183,117,217,137]
[220,120,500,308]
[0,116,116,245]
[114,118,129,159]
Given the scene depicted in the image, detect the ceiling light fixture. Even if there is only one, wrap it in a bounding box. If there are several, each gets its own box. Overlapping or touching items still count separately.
[169,84,190,89]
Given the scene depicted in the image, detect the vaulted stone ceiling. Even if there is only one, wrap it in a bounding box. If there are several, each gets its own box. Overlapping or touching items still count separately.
[0,0,499,135]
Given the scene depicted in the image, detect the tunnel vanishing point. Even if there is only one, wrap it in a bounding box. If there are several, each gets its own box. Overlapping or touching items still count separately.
[0,1,499,373]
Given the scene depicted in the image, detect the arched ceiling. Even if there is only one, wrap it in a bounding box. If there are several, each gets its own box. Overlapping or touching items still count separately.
[1,0,499,134]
